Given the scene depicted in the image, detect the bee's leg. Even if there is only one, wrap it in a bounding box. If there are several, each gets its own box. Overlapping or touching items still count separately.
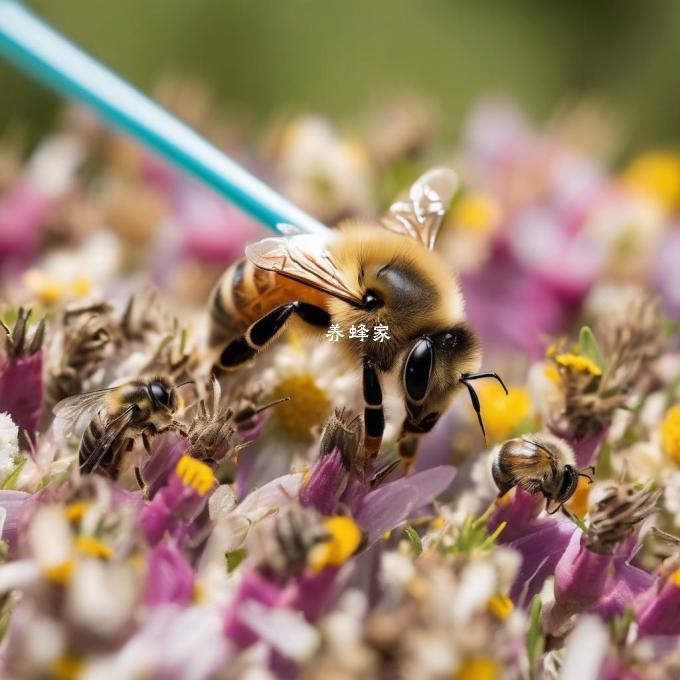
[141,432,151,454]
[577,466,596,483]
[362,357,385,459]
[218,302,330,370]
[397,411,441,474]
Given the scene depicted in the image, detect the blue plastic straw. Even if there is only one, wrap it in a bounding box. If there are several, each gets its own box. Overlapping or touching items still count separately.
[0,0,329,236]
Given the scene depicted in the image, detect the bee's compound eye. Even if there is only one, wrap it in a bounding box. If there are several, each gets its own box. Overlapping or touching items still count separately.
[404,337,433,402]
[558,465,579,503]
[150,381,173,408]
[362,290,382,311]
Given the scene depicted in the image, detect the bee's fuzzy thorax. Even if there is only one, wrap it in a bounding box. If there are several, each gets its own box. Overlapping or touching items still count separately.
[525,432,576,467]
[327,222,466,341]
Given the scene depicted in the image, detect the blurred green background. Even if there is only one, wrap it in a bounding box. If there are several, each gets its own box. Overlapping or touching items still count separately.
[3,0,680,158]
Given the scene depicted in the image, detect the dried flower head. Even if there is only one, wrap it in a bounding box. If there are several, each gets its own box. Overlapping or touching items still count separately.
[187,380,239,465]
[44,300,114,412]
[0,308,45,359]
[549,297,663,439]
[584,483,660,555]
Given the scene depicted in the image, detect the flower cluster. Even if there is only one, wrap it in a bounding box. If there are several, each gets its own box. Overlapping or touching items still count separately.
[0,88,678,678]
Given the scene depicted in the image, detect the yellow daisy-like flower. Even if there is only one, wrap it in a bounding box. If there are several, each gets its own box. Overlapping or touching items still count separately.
[661,405,680,465]
[473,382,531,442]
[622,151,680,211]
[554,353,602,377]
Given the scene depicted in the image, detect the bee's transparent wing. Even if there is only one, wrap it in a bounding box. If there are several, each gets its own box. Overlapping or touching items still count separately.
[53,388,116,437]
[79,405,136,475]
[379,167,458,250]
[246,234,363,304]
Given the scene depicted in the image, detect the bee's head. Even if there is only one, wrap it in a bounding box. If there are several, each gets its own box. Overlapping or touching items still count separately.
[149,377,178,412]
[555,464,579,505]
[400,323,484,434]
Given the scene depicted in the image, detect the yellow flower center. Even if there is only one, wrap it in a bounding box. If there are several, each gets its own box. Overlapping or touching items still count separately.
[487,594,514,620]
[64,502,90,523]
[455,658,503,680]
[23,269,63,305]
[268,373,331,442]
[452,191,501,234]
[566,475,591,517]
[51,654,83,680]
[44,560,75,584]
[472,383,531,442]
[555,353,602,377]
[622,151,680,211]
[661,405,680,465]
[175,455,215,495]
[309,516,362,572]
[76,536,112,560]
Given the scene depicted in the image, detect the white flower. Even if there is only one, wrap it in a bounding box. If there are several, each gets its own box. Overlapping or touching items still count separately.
[560,615,609,680]
[273,116,375,221]
[0,412,19,475]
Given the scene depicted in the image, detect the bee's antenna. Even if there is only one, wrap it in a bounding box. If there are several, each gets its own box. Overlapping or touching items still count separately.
[462,371,509,395]
[253,395,291,414]
[461,379,487,446]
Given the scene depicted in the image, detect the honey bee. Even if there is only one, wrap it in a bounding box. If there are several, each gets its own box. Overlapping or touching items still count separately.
[492,433,595,513]
[54,376,183,479]
[209,168,506,466]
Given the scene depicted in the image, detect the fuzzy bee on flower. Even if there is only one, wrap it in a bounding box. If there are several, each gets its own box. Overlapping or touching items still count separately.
[208,168,507,470]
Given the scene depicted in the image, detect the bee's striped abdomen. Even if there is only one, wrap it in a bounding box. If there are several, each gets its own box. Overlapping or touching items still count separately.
[208,258,325,350]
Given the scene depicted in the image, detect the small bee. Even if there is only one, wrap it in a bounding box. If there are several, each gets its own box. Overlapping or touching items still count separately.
[492,433,595,513]
[54,376,183,479]
[209,168,506,467]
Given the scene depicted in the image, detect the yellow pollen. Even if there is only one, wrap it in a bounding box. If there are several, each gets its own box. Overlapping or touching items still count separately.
[175,455,215,495]
[44,560,75,584]
[268,373,331,442]
[455,657,503,680]
[622,151,680,211]
[309,516,362,572]
[472,383,531,442]
[51,654,83,680]
[76,536,112,560]
[555,353,602,377]
[432,516,446,529]
[452,191,501,234]
[661,405,680,465]
[671,567,680,588]
[566,475,591,517]
[487,594,514,620]
[543,365,560,384]
[64,502,90,523]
